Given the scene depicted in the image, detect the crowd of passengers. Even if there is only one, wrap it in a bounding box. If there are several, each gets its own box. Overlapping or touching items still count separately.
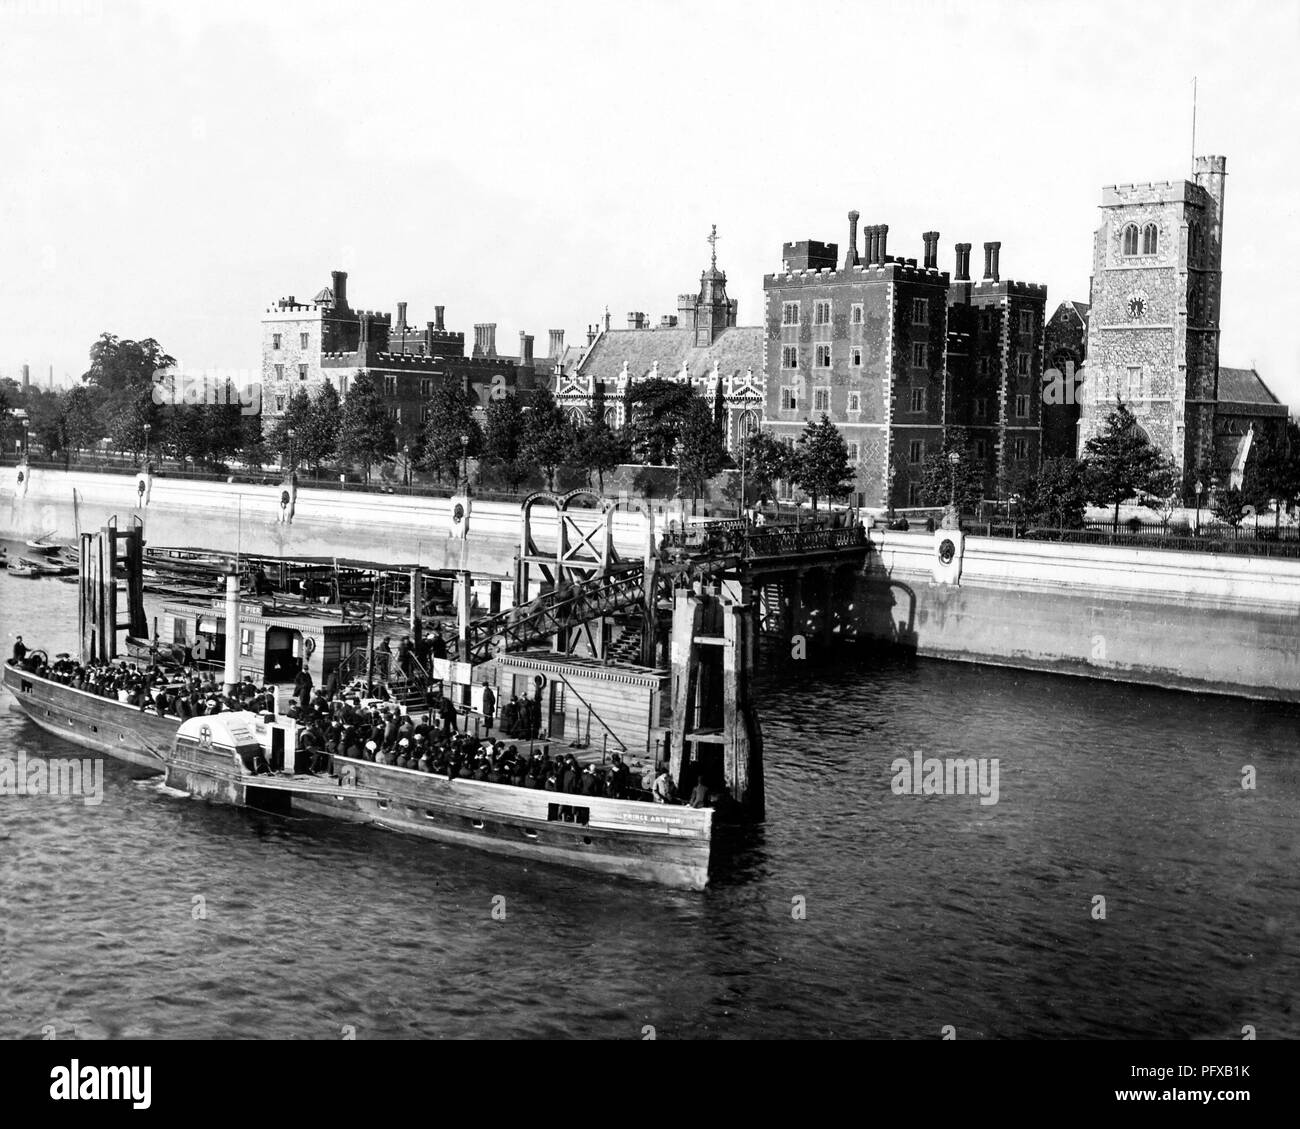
[8,636,714,807]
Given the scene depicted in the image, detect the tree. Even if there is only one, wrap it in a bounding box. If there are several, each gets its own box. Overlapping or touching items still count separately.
[1212,486,1247,528]
[1243,423,1300,529]
[521,386,574,490]
[83,333,172,458]
[420,378,481,483]
[624,378,698,465]
[575,411,627,495]
[266,388,314,470]
[297,383,342,476]
[918,428,986,510]
[1139,453,1182,529]
[792,414,855,511]
[338,372,396,483]
[676,398,729,502]
[1084,399,1168,531]
[1014,457,1089,529]
[736,428,795,507]
[483,392,530,491]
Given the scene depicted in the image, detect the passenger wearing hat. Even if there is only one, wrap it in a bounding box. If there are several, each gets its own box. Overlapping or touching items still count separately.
[652,764,677,804]
[12,636,28,663]
[364,739,378,762]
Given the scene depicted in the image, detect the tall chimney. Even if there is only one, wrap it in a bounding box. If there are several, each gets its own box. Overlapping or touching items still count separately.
[845,210,861,268]
[426,322,437,352]
[548,329,565,358]
[434,305,446,331]
[922,231,939,270]
[586,324,596,347]
[21,363,29,391]
[484,323,497,357]
[877,224,889,262]
[331,270,349,310]
[519,332,534,366]
[864,225,877,264]
[396,301,407,331]
[602,308,611,333]
[983,241,1001,282]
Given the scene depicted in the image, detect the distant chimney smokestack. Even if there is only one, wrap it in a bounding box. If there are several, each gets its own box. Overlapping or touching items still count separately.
[434,305,445,331]
[983,241,1001,281]
[473,323,497,358]
[877,224,889,262]
[922,231,939,270]
[602,308,611,333]
[21,363,29,391]
[396,301,407,332]
[845,210,860,268]
[519,332,534,366]
[331,270,348,310]
[548,329,565,358]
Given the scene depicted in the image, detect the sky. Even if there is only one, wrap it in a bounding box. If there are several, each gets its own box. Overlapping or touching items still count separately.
[2,0,1297,408]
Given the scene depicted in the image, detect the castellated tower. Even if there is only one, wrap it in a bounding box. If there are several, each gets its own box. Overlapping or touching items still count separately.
[1078,155,1226,489]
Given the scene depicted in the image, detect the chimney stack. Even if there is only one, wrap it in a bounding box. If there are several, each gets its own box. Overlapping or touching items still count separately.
[602,308,611,333]
[864,225,877,264]
[586,324,596,347]
[21,363,29,391]
[548,329,565,358]
[983,241,1001,281]
[473,323,497,357]
[954,243,970,281]
[845,210,861,268]
[627,312,648,330]
[922,231,939,270]
[877,224,889,262]
[331,270,349,310]
[396,301,407,332]
[519,331,534,366]
[434,305,446,331]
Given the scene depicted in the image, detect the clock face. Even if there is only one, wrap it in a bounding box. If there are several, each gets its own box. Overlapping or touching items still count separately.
[1128,295,1146,319]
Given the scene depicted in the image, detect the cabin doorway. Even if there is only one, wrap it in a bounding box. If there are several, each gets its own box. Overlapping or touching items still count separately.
[264,627,303,682]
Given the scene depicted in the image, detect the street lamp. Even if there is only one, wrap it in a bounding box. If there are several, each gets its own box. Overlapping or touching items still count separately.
[286,428,296,477]
[402,443,411,492]
[459,433,469,490]
[142,422,152,471]
[1194,478,1204,533]
[947,449,961,509]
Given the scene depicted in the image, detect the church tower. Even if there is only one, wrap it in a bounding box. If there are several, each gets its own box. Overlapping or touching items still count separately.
[1078,155,1226,489]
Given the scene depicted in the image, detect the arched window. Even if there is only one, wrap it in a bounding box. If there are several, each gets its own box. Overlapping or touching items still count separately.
[565,407,586,428]
[1142,223,1158,255]
[1122,224,1139,256]
[737,409,760,438]
[603,407,617,428]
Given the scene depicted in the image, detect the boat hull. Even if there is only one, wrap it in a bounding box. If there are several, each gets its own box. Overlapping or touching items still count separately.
[3,663,172,769]
[166,753,713,890]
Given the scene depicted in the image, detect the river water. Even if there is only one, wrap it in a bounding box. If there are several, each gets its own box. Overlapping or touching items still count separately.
[1,562,1297,1040]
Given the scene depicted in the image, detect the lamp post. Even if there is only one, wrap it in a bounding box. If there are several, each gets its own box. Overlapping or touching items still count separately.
[459,433,469,491]
[947,449,961,510]
[1194,478,1204,533]
[142,422,152,470]
[22,419,30,460]
[286,427,296,477]
[403,443,411,492]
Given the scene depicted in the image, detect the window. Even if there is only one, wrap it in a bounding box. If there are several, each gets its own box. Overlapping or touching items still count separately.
[974,439,987,459]
[272,333,282,350]
[912,342,927,367]
[815,344,831,368]
[980,308,994,332]
[1014,437,1029,459]
[274,395,285,412]
[813,387,831,413]
[911,298,928,325]
[782,344,799,369]
[814,300,831,325]
[1126,366,1143,399]
[974,397,987,419]
[1019,311,1032,335]
[173,619,188,644]
[1015,393,1029,417]
[851,347,863,367]
[274,364,284,381]
[298,364,308,381]
[300,332,309,349]
[422,406,433,422]
[1143,223,1158,255]
[1017,353,1029,376]
[850,303,864,325]
[910,388,926,412]
[393,407,402,423]
[781,387,798,411]
[977,357,991,377]
[1122,223,1139,255]
[420,379,433,397]
[239,628,253,657]
[908,440,924,464]
[847,391,861,413]
[1189,220,1202,264]
[908,483,922,505]
[782,302,800,326]
[383,376,397,396]
[847,441,860,464]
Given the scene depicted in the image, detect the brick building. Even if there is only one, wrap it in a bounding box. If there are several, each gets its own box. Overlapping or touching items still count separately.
[556,238,764,451]
[762,213,1046,509]
[1042,300,1089,458]
[261,270,557,445]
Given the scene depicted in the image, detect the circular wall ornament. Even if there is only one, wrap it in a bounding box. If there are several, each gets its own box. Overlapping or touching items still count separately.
[1126,290,1148,320]
[938,538,956,565]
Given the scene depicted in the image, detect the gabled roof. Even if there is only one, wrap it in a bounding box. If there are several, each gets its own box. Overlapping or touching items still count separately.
[574,325,763,383]
[1070,301,1090,322]
[1218,366,1282,406]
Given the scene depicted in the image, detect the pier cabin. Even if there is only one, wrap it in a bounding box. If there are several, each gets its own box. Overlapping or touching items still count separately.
[153,598,370,686]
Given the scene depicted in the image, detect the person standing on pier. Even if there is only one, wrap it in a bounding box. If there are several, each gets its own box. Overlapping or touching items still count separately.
[481,680,496,733]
